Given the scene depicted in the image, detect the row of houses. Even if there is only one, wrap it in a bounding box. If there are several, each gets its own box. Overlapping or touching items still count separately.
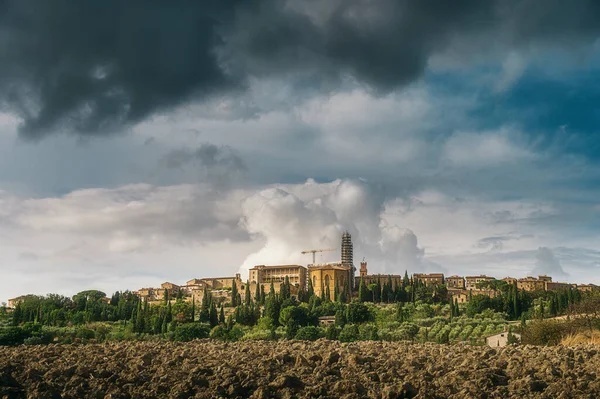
[7,267,598,309]
[131,264,600,307]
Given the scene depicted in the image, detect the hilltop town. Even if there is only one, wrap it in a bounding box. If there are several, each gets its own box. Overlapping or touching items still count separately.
[12,231,590,310]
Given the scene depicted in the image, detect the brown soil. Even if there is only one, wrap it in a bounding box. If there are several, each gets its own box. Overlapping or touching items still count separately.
[1,340,599,398]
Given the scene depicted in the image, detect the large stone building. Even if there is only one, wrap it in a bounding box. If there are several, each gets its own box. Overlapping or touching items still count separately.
[465,275,494,290]
[413,273,445,286]
[545,281,572,292]
[185,274,242,292]
[578,284,599,292]
[355,261,404,288]
[503,277,517,285]
[7,296,27,309]
[517,276,547,292]
[248,265,307,291]
[136,282,182,302]
[309,263,351,301]
[446,275,465,289]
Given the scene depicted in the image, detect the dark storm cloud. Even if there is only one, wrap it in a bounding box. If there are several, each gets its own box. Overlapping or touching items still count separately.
[0,0,247,138]
[1,0,600,138]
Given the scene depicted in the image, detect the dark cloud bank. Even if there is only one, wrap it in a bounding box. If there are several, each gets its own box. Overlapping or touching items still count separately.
[1,0,599,138]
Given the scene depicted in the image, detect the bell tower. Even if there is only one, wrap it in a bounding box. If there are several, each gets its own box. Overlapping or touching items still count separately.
[360,260,368,277]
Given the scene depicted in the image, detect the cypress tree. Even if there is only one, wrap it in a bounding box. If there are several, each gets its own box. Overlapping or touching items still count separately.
[403,270,409,289]
[209,302,218,327]
[375,276,382,303]
[334,282,340,302]
[245,281,252,306]
[260,285,266,305]
[270,281,276,300]
[307,278,314,298]
[191,297,196,322]
[199,287,210,323]
[254,283,260,305]
[134,300,145,333]
[161,312,168,334]
[12,303,22,326]
[358,277,368,303]
[219,304,225,324]
[166,300,172,324]
[340,285,347,303]
[321,281,326,301]
[231,281,238,307]
[325,283,331,302]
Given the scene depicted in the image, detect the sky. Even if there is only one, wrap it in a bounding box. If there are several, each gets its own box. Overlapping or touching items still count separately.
[1,0,600,301]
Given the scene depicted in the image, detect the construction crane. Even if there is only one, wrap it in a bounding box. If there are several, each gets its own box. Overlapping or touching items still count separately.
[301,248,336,264]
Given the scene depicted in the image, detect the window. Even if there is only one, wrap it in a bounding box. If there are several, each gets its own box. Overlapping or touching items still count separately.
[325,275,330,287]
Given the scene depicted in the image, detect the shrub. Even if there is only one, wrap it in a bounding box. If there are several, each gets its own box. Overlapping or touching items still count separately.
[522,320,566,346]
[325,325,339,340]
[0,327,28,346]
[339,324,360,342]
[359,324,379,341]
[173,323,210,342]
[75,327,95,340]
[240,329,275,341]
[210,325,245,341]
[23,336,45,345]
[295,326,322,341]
[346,303,374,324]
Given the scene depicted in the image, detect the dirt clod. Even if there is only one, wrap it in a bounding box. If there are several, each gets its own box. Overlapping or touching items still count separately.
[1,340,600,398]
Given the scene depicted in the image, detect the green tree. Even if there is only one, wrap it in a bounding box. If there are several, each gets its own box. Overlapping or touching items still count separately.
[279,305,313,339]
[307,278,315,298]
[358,277,368,303]
[346,302,373,324]
[219,304,225,324]
[254,284,261,305]
[209,302,218,327]
[199,287,211,323]
[231,282,239,307]
[245,281,252,306]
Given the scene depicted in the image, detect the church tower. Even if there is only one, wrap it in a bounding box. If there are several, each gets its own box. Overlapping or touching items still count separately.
[341,231,355,291]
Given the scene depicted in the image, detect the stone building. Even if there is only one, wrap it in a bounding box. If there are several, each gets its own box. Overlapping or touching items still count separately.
[465,275,494,290]
[503,277,517,285]
[7,296,27,309]
[544,281,572,292]
[248,265,307,291]
[355,261,404,288]
[486,331,520,348]
[413,273,445,286]
[517,277,546,292]
[309,263,351,301]
[577,284,599,292]
[449,290,469,304]
[446,275,465,289]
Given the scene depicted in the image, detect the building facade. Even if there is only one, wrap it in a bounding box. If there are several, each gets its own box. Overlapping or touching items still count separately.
[446,276,465,289]
[413,273,445,286]
[309,263,351,301]
[248,265,307,291]
[544,281,572,292]
[465,275,494,290]
[355,261,404,288]
[517,277,546,292]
